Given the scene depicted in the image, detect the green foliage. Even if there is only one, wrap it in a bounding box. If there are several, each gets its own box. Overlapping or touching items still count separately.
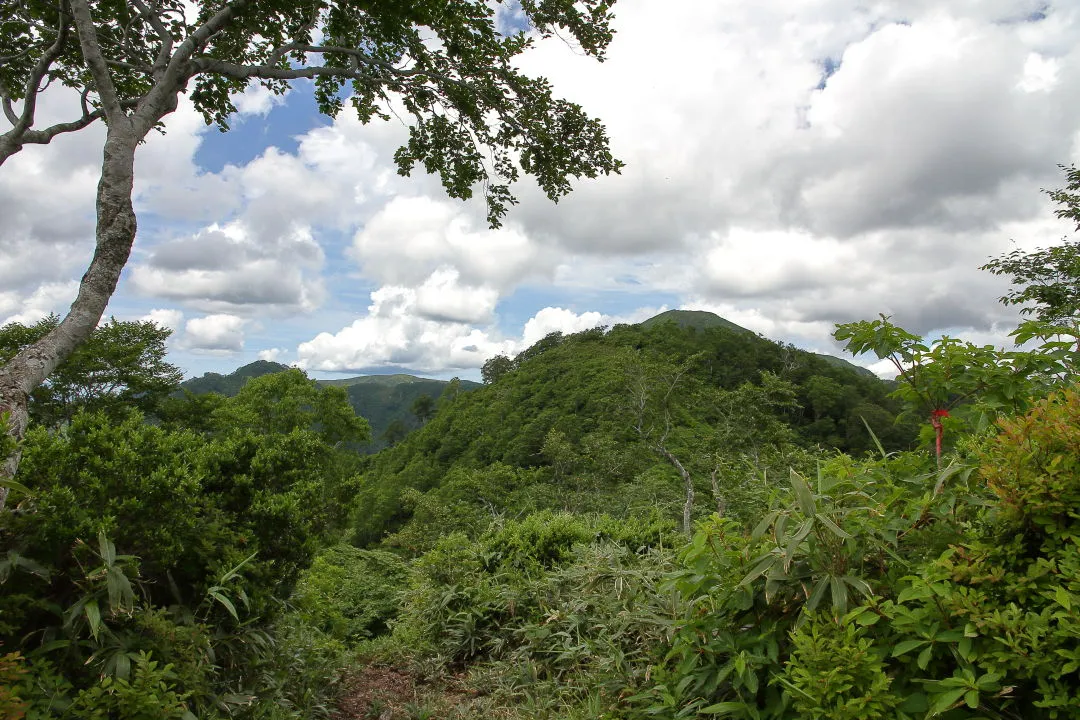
[0,317,182,427]
[179,364,470,453]
[210,369,370,445]
[64,652,190,720]
[291,545,407,644]
[355,320,910,545]
[2,389,368,718]
[834,315,1057,421]
[980,387,1080,535]
[390,512,675,668]
[481,354,514,384]
[779,615,896,720]
[982,164,1080,326]
[411,394,435,425]
[0,651,29,719]
[381,419,410,448]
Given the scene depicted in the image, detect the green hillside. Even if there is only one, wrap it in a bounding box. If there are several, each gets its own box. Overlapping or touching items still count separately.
[320,373,446,388]
[640,308,752,334]
[353,320,916,547]
[180,363,479,451]
[179,359,289,395]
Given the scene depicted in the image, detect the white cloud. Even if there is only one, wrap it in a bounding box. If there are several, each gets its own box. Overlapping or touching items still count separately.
[233,82,289,116]
[129,222,325,314]
[414,268,500,324]
[179,314,248,353]
[297,295,667,374]
[258,347,286,362]
[140,308,184,332]
[0,281,79,327]
[351,196,546,289]
[296,286,513,373]
[520,307,607,347]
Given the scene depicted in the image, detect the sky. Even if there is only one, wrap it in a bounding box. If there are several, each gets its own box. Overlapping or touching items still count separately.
[2,0,1080,382]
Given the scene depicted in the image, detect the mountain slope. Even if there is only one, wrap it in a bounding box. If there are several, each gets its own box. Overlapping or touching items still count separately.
[640,309,752,334]
[180,363,478,451]
[354,320,917,546]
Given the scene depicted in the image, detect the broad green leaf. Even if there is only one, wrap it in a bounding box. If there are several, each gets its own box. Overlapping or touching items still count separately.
[0,478,32,496]
[1055,586,1073,611]
[783,518,814,572]
[806,577,829,612]
[209,590,239,621]
[701,702,749,715]
[751,511,779,542]
[929,687,967,716]
[739,554,777,588]
[829,575,846,612]
[97,531,116,567]
[789,469,816,517]
[892,639,929,657]
[917,645,933,670]
[84,599,102,641]
[816,514,851,540]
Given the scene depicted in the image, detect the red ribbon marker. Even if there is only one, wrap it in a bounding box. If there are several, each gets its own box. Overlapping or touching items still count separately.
[930,409,950,462]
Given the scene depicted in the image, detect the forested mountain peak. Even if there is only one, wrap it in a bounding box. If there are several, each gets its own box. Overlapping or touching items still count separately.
[355,319,916,546]
[639,309,753,334]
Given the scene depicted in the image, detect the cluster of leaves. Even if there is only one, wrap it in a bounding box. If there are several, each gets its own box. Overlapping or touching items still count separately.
[621,384,1080,719]
[0,369,370,718]
[0,316,183,427]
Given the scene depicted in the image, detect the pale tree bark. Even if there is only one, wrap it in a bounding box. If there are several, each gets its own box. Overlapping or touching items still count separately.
[657,445,695,539]
[709,464,726,519]
[0,0,157,511]
[0,126,141,510]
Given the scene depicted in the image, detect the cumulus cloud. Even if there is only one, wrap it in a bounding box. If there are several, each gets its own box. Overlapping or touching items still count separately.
[179,314,248,353]
[414,269,500,324]
[140,308,185,332]
[351,196,547,289]
[129,222,325,314]
[297,286,513,373]
[0,281,80,327]
[297,291,665,374]
[258,347,287,362]
[520,307,607,347]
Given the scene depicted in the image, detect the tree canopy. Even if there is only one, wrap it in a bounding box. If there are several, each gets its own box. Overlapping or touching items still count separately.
[0,316,182,427]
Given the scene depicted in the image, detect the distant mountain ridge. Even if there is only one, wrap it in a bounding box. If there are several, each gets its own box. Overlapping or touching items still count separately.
[180,363,480,452]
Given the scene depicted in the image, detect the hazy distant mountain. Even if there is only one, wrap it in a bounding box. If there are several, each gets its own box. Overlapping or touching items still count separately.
[180,363,480,451]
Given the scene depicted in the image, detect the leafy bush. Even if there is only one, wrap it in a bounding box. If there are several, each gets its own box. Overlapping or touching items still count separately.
[292,545,407,643]
[779,615,896,720]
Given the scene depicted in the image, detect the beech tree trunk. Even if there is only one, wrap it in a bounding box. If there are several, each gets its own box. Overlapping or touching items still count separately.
[657,445,695,538]
[0,124,140,511]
